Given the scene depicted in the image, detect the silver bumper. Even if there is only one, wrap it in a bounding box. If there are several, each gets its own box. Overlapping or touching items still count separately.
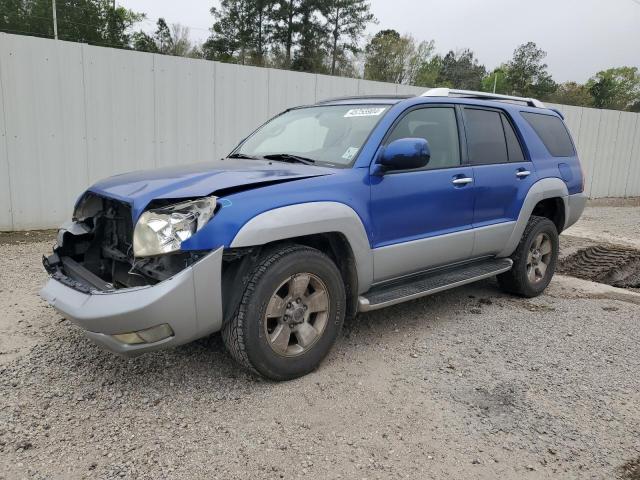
[40,248,224,356]
[564,192,588,230]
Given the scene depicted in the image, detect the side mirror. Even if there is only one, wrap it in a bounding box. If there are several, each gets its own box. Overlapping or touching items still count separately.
[377,138,431,173]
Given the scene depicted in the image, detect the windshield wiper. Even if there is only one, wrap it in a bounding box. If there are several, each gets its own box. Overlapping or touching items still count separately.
[262,153,316,165]
[228,153,258,159]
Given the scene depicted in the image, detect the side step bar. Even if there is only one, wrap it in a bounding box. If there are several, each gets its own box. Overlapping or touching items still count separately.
[358,258,513,312]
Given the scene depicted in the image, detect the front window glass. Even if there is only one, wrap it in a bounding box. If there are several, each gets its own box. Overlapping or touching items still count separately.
[235,105,390,167]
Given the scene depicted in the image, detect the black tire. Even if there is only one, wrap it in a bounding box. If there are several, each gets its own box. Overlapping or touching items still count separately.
[497,216,559,298]
[222,244,346,381]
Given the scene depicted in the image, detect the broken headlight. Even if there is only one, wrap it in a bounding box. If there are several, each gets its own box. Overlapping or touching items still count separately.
[133,197,217,257]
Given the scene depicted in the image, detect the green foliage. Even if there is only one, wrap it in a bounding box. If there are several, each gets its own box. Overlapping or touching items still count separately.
[324,0,375,75]
[547,82,594,107]
[481,67,512,94]
[504,42,556,98]
[437,49,486,90]
[363,30,437,85]
[131,18,199,57]
[0,0,143,48]
[587,67,640,110]
[203,0,265,64]
[290,1,329,73]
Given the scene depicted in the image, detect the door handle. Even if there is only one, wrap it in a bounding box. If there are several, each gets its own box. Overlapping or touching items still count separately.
[452,177,473,185]
[516,170,531,178]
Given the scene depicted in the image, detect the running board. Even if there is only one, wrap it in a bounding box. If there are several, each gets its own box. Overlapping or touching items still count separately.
[358,258,513,312]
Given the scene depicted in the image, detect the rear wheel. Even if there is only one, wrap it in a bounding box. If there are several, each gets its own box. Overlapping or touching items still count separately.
[222,244,346,380]
[497,216,559,298]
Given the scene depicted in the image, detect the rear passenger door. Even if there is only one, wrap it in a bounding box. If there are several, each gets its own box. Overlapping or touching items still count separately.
[461,107,536,257]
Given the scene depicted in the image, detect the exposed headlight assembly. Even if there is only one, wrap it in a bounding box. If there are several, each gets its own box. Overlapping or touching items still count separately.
[133,197,217,257]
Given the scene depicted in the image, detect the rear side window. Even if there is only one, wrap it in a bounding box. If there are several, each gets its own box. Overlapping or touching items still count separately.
[521,112,575,157]
[464,109,509,165]
[502,115,526,163]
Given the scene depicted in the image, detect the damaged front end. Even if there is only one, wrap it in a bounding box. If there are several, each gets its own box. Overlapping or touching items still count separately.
[43,193,210,294]
[40,192,225,356]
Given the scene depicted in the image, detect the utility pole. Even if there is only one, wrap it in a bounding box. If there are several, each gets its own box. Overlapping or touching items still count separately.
[52,0,58,39]
[493,72,499,93]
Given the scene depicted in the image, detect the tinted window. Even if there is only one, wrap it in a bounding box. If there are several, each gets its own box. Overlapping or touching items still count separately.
[386,107,460,170]
[521,112,575,157]
[501,114,526,162]
[464,109,509,165]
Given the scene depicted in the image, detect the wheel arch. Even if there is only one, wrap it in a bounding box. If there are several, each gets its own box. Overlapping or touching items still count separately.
[230,202,374,296]
[498,177,569,258]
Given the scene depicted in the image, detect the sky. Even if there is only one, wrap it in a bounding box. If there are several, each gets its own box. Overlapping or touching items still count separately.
[120,0,640,83]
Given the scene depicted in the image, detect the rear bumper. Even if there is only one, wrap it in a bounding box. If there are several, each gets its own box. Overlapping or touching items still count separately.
[564,192,588,230]
[40,248,224,356]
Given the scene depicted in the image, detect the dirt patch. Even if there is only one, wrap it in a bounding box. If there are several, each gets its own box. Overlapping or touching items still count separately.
[559,244,640,289]
[620,457,640,480]
[587,197,640,208]
[0,230,56,245]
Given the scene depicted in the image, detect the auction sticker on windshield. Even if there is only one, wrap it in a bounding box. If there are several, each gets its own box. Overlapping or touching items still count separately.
[344,107,387,118]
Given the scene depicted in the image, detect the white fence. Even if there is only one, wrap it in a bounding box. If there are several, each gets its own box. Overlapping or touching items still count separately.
[0,33,639,230]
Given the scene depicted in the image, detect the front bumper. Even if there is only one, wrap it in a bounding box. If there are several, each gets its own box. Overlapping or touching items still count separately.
[40,248,224,356]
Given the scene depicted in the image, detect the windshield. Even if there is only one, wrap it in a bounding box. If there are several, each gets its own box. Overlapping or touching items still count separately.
[234,104,391,167]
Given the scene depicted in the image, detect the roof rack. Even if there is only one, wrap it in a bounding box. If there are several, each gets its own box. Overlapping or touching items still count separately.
[421,88,545,108]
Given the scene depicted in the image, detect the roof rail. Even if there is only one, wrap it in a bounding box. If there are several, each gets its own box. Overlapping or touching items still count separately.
[421,88,545,108]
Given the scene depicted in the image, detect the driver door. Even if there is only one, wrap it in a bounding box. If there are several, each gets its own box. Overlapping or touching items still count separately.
[370,106,476,282]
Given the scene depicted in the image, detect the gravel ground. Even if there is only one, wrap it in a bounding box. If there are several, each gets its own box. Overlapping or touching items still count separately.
[1,205,640,480]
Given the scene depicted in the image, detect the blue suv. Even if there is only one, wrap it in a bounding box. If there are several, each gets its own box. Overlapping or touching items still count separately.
[41,88,586,380]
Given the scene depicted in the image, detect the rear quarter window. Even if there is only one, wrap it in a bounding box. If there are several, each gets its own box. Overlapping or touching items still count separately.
[521,112,576,157]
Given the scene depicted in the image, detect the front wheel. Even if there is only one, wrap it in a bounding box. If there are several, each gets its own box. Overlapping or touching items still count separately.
[222,244,346,381]
[497,216,559,298]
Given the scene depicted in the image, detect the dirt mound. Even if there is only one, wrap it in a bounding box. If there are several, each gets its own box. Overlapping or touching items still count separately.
[559,245,640,289]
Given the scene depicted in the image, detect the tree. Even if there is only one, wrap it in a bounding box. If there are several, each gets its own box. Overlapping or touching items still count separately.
[203,0,274,65]
[271,0,303,66]
[0,0,143,47]
[505,42,556,98]
[412,51,442,88]
[324,0,375,76]
[587,67,640,111]
[203,0,255,64]
[364,30,408,83]
[481,67,512,94]
[547,82,594,107]
[437,49,486,90]
[131,18,198,57]
[291,1,328,73]
[363,30,437,85]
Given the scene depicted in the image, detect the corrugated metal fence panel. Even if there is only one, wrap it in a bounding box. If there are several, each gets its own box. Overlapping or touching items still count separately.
[590,110,622,198]
[214,62,269,160]
[625,119,640,197]
[396,84,427,96]
[267,68,316,117]
[0,57,12,230]
[608,111,638,197]
[574,107,602,197]
[358,79,398,95]
[83,45,155,184]
[315,74,358,102]
[154,54,215,168]
[0,34,88,229]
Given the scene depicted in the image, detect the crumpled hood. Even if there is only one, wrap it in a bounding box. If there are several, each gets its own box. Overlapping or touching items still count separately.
[89,158,334,219]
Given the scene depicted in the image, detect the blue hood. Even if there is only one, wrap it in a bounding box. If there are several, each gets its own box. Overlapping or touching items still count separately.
[89,159,335,220]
